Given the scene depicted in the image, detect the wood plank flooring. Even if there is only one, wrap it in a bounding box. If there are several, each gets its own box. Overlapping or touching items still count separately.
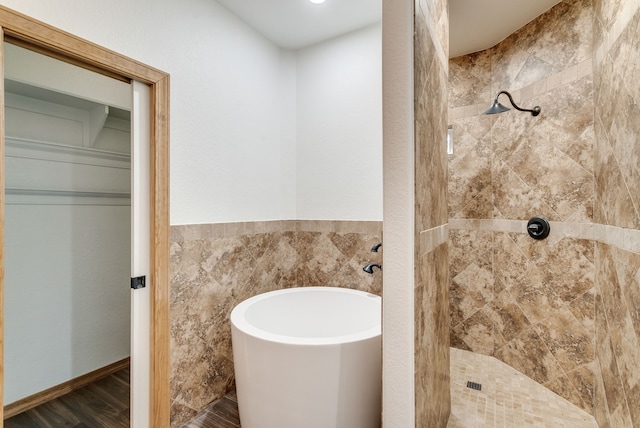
[182,390,240,428]
[4,368,130,428]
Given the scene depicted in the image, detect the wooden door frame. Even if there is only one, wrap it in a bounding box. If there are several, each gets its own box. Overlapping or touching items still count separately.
[0,6,170,427]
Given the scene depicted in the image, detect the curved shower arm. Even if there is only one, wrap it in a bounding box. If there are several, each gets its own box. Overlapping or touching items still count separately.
[495,90,541,116]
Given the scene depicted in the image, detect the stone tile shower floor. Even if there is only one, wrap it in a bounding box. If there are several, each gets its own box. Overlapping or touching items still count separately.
[448,347,597,428]
[183,347,597,427]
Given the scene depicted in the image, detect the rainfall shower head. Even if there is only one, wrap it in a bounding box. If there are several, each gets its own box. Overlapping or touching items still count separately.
[483,90,541,117]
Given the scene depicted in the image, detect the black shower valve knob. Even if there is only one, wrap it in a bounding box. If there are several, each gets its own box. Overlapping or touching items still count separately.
[527,216,550,240]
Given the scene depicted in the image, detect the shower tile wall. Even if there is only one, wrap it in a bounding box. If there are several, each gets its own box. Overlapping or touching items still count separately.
[168,220,382,427]
[448,0,598,415]
[414,0,451,426]
[594,0,640,425]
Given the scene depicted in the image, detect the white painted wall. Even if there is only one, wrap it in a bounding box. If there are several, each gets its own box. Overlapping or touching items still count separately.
[382,0,415,425]
[0,0,298,224]
[296,23,383,220]
[4,205,131,403]
[278,51,299,218]
[0,0,382,224]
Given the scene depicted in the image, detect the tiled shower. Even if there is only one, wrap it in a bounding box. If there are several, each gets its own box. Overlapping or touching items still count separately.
[448,0,640,426]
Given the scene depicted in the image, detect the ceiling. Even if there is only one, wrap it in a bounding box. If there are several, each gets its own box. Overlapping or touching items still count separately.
[216,0,381,50]
[449,0,562,57]
[216,0,562,56]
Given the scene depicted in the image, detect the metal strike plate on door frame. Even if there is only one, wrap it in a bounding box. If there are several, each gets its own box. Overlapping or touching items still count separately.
[131,276,146,289]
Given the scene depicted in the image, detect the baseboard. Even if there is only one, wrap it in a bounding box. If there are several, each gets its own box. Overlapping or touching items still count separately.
[3,357,130,419]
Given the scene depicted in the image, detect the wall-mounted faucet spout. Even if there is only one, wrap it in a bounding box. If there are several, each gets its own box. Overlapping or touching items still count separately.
[363,263,382,274]
[371,242,382,252]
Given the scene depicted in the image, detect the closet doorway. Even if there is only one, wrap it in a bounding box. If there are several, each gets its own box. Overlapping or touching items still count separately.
[3,41,132,427]
[0,6,170,428]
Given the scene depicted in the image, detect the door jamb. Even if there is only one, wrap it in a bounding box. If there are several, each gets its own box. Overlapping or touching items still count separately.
[0,6,170,427]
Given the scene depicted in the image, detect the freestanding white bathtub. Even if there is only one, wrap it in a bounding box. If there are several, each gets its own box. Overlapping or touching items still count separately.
[230,286,382,428]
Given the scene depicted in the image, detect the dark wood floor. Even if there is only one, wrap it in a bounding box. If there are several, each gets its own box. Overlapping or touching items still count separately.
[4,368,130,428]
[182,391,240,428]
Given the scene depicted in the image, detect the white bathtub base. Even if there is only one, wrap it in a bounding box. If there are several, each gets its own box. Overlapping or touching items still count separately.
[232,333,381,428]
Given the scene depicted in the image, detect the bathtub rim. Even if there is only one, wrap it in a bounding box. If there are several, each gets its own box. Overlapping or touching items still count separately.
[230,286,381,346]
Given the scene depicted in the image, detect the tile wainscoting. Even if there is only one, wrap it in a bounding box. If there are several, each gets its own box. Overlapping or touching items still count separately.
[169,220,382,426]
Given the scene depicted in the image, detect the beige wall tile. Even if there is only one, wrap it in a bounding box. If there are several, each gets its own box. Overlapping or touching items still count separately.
[169,220,383,426]
[414,0,450,424]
